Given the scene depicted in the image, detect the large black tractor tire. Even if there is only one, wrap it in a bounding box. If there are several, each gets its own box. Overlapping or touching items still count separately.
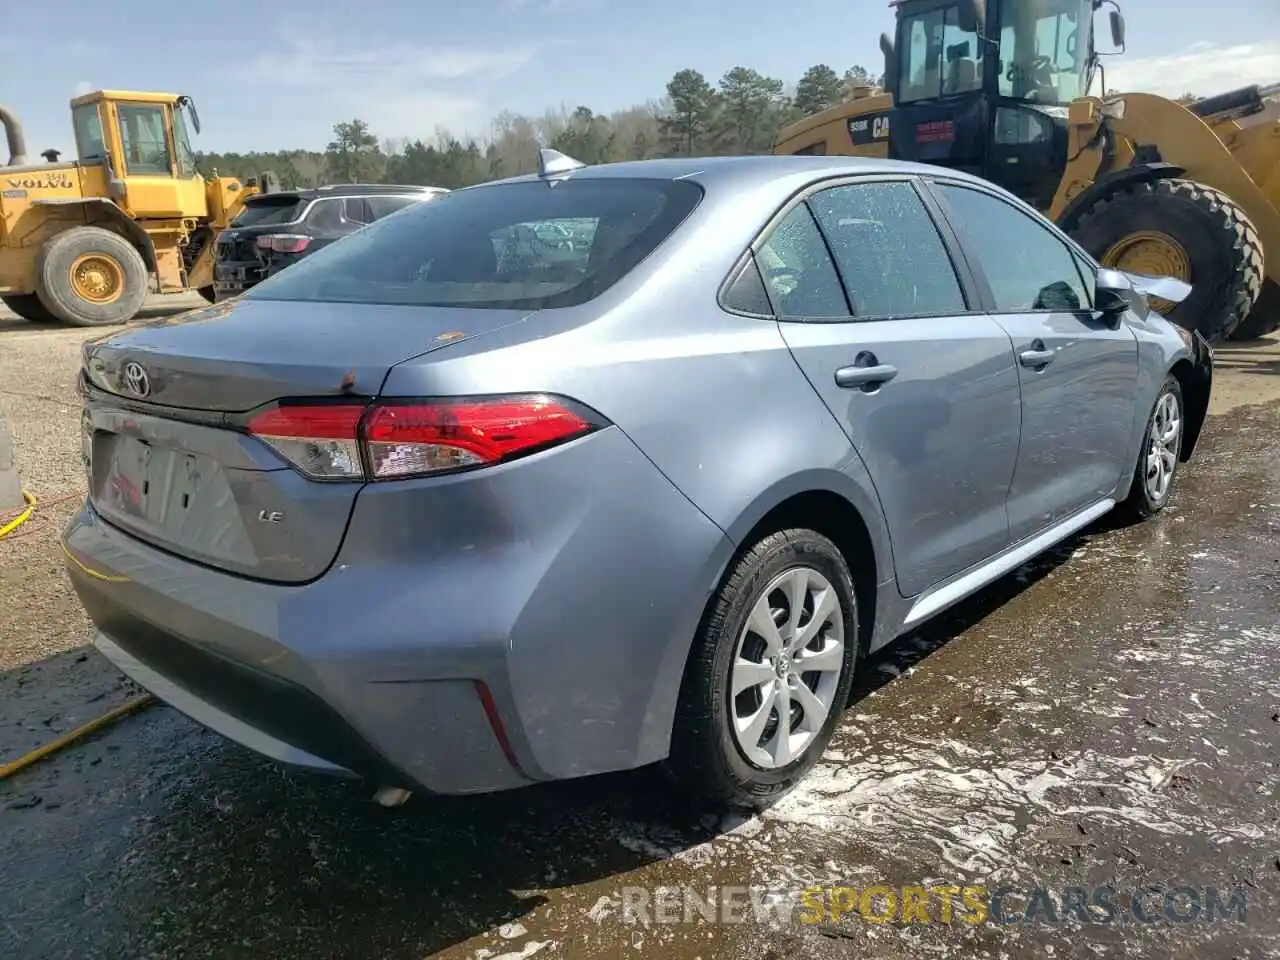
[34,226,149,327]
[1,294,59,323]
[1070,178,1263,344]
[1227,279,1280,342]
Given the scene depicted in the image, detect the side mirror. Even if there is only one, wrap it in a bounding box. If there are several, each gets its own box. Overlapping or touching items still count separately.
[957,0,984,34]
[1095,267,1136,315]
[1109,10,1126,50]
[879,33,897,92]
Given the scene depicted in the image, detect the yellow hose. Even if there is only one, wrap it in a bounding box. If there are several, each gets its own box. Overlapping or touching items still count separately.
[0,694,156,780]
[0,488,153,778]
[0,490,35,539]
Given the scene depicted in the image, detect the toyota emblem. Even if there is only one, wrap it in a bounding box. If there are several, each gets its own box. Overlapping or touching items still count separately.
[122,361,151,398]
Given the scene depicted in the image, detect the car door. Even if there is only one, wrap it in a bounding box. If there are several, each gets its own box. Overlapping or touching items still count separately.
[768,177,1023,598]
[927,180,1138,543]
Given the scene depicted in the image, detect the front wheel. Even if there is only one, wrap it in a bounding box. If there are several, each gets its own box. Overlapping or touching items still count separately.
[664,529,858,811]
[1118,375,1185,521]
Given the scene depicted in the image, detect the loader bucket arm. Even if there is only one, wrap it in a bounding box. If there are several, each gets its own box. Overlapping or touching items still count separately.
[1099,93,1280,287]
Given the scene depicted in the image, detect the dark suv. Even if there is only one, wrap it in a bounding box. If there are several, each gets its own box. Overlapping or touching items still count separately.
[213,184,447,300]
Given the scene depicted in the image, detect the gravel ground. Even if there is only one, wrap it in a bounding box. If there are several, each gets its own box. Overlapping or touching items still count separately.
[0,299,1278,960]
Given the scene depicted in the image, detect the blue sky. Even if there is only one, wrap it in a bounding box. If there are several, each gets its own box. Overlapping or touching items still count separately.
[3,0,1278,155]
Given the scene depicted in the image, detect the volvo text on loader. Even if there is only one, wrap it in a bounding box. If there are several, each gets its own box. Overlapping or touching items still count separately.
[775,0,1280,343]
[0,90,275,326]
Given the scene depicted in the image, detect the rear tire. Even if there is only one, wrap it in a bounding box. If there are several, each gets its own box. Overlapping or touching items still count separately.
[1,294,58,323]
[34,226,149,327]
[1070,178,1263,344]
[1227,279,1280,342]
[1118,375,1184,522]
[664,529,858,811]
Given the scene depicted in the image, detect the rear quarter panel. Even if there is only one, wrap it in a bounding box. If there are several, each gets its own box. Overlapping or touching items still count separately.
[378,175,898,767]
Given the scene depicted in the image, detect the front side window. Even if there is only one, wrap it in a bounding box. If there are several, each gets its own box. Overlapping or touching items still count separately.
[171,106,198,178]
[898,6,984,103]
[997,0,1090,103]
[245,178,702,310]
[72,104,106,164]
[116,105,171,176]
[757,206,850,319]
[934,182,1089,312]
[807,180,967,318]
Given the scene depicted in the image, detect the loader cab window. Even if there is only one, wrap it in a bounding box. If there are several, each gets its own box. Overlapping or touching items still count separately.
[171,105,198,178]
[72,104,106,165]
[898,4,985,103]
[997,0,1090,103]
[116,104,172,176]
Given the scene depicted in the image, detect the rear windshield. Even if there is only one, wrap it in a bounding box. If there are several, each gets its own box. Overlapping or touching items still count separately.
[232,196,306,227]
[242,178,704,310]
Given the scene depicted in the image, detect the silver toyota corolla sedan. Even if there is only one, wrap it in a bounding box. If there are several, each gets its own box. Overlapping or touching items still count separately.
[64,153,1213,810]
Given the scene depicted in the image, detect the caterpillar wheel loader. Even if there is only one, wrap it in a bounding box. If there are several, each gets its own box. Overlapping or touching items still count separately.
[0,90,278,327]
[775,0,1280,343]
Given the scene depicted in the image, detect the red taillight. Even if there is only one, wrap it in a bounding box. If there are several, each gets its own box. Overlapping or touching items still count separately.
[244,395,602,482]
[246,404,365,480]
[256,234,311,254]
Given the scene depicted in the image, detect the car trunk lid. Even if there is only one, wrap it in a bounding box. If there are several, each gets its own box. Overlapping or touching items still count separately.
[81,298,529,583]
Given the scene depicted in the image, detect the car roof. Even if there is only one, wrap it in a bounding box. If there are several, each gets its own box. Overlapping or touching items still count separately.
[247,184,447,203]
[480,154,994,193]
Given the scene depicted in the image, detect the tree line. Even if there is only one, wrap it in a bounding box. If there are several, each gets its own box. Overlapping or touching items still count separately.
[197,64,883,191]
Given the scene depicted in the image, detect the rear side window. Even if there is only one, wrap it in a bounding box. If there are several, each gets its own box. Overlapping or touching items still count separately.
[365,195,423,221]
[245,178,704,310]
[757,206,850,319]
[232,197,306,227]
[807,180,967,318]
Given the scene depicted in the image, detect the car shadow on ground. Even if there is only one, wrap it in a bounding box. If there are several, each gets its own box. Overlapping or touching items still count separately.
[0,520,1108,959]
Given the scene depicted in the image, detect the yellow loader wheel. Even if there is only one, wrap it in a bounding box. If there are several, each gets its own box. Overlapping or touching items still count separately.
[0,294,59,323]
[34,226,149,327]
[1070,178,1263,344]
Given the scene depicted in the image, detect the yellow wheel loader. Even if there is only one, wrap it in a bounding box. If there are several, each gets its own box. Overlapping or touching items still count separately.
[0,90,276,327]
[774,0,1280,343]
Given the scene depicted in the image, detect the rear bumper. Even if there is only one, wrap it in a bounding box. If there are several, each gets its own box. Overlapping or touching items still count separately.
[213,259,266,300]
[63,426,733,795]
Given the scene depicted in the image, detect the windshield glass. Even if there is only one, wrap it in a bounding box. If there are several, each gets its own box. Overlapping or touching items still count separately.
[243,178,704,310]
[998,0,1090,102]
[897,5,985,103]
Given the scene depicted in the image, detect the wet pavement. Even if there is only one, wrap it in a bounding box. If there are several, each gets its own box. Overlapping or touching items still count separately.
[2,397,1278,959]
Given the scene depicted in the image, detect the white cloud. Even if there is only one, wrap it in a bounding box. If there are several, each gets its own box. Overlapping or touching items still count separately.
[228,34,547,146]
[506,0,604,9]
[1108,40,1280,98]
[72,80,94,97]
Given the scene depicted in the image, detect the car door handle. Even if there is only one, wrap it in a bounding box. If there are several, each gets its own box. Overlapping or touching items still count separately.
[1018,342,1056,368]
[834,363,898,389]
